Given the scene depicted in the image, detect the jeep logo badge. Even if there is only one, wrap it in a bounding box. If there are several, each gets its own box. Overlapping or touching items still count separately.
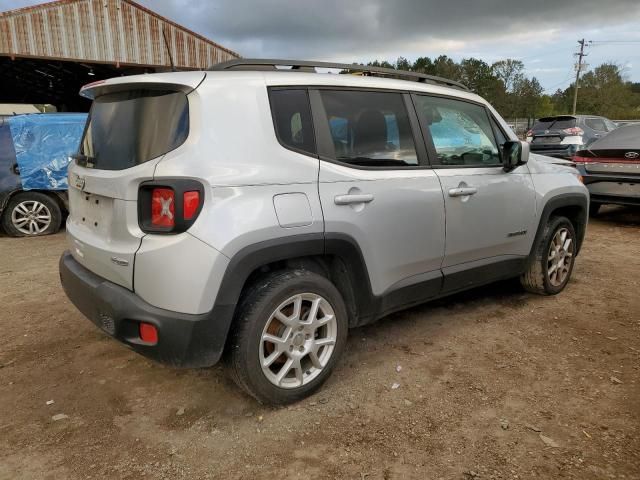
[624,151,639,159]
[73,174,86,190]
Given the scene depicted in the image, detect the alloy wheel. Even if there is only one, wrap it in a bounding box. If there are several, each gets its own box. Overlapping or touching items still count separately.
[259,293,337,389]
[11,200,52,235]
[547,227,574,287]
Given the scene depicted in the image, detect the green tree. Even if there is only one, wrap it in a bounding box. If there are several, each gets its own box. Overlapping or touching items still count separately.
[513,77,543,117]
[395,56,411,71]
[412,56,434,74]
[492,59,525,93]
[431,55,461,81]
[459,58,505,107]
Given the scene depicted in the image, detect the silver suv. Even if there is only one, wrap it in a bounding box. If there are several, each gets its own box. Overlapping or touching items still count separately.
[59,60,589,405]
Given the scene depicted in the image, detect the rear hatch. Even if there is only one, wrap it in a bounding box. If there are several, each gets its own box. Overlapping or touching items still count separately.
[66,72,204,290]
[527,116,582,152]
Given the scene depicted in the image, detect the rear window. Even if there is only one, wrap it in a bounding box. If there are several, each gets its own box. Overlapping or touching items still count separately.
[80,89,189,170]
[532,117,576,131]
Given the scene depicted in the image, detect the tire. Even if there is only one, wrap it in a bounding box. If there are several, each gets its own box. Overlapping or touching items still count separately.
[1,192,62,237]
[589,203,601,217]
[227,270,348,405]
[520,216,577,295]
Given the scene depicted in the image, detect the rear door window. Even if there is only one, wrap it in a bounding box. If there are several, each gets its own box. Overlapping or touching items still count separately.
[269,89,316,155]
[80,89,189,170]
[318,90,418,167]
[585,118,607,132]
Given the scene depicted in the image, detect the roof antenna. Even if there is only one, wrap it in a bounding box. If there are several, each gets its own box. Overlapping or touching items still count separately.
[162,26,177,72]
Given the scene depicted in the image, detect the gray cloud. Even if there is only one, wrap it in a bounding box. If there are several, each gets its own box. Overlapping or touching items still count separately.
[140,0,640,60]
[1,0,639,88]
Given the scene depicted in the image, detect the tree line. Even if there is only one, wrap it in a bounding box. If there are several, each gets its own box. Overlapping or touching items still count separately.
[361,56,640,120]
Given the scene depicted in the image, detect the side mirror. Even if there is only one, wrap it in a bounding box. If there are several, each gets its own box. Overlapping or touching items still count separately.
[502,140,529,172]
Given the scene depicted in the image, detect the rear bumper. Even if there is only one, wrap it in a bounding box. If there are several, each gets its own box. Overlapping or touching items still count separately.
[576,165,640,206]
[59,251,234,367]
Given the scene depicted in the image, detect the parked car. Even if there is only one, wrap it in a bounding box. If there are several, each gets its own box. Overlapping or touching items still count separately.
[0,114,86,236]
[59,60,589,405]
[574,124,640,214]
[526,115,618,159]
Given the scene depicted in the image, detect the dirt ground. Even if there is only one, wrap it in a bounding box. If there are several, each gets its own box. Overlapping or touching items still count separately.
[0,206,638,480]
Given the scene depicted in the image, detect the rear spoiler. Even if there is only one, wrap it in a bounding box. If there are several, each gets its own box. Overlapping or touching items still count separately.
[79,72,206,99]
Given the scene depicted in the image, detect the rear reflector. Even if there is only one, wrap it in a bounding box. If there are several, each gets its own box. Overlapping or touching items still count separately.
[139,322,158,344]
[183,191,200,220]
[151,188,175,227]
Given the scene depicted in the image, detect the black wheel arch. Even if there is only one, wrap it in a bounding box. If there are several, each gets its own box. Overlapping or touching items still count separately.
[530,193,588,259]
[212,232,377,354]
[0,189,68,217]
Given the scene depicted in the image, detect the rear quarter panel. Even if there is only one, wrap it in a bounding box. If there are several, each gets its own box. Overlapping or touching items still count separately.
[153,73,324,260]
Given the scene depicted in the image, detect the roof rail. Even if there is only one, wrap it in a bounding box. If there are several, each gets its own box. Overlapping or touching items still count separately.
[208,58,469,91]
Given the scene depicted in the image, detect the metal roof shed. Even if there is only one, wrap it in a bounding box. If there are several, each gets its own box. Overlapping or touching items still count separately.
[0,0,240,110]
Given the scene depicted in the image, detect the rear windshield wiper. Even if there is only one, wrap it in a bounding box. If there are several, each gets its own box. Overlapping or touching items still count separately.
[70,153,95,167]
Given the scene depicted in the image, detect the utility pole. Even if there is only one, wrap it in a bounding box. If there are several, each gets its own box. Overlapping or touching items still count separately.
[572,39,588,115]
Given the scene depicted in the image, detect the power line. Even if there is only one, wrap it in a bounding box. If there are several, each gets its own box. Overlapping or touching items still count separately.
[589,40,640,44]
[544,73,575,93]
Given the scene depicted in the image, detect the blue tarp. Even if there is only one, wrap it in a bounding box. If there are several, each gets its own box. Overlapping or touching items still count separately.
[8,113,87,190]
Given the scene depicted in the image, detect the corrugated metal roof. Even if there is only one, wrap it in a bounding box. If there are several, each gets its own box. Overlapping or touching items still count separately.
[0,0,240,69]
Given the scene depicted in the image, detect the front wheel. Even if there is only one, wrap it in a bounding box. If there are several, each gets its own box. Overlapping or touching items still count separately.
[520,216,577,295]
[227,270,348,405]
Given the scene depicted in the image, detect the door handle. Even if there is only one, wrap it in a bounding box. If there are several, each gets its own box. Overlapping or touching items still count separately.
[334,193,374,205]
[448,187,477,197]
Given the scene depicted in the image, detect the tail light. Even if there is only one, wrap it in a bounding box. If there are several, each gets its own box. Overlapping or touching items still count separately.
[183,191,200,220]
[151,188,175,227]
[572,155,591,163]
[563,127,584,136]
[138,180,204,233]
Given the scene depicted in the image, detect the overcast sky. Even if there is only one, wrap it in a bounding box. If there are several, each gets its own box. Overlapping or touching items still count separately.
[3,0,640,91]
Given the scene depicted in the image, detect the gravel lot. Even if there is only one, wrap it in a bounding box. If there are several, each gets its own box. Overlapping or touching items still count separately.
[0,206,638,480]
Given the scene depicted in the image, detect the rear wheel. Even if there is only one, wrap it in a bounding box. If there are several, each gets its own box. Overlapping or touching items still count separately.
[227,270,348,405]
[1,192,62,237]
[521,216,576,295]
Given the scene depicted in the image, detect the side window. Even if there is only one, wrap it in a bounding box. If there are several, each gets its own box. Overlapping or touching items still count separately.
[269,89,316,155]
[413,95,501,167]
[585,118,607,132]
[604,119,618,131]
[319,90,418,167]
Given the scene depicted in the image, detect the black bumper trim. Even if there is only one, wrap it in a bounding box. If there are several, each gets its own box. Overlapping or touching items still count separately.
[59,251,233,368]
[575,166,640,206]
